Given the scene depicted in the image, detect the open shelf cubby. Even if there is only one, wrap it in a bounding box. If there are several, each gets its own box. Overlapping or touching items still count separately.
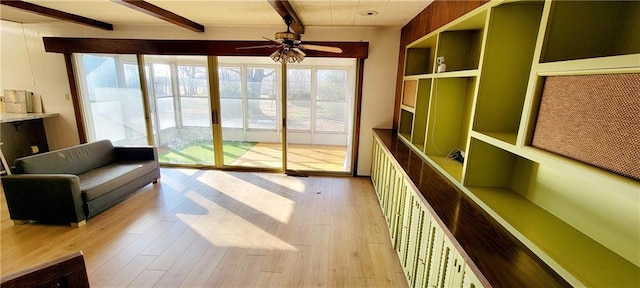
[410,79,432,149]
[405,36,437,76]
[434,10,486,73]
[436,30,483,72]
[398,109,413,141]
[541,1,640,63]
[464,137,640,287]
[473,1,544,145]
[423,77,475,181]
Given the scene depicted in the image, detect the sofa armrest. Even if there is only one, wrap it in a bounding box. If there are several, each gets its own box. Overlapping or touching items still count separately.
[1,174,86,225]
[114,146,158,162]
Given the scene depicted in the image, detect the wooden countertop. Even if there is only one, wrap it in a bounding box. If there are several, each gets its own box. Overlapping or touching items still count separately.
[373,128,570,288]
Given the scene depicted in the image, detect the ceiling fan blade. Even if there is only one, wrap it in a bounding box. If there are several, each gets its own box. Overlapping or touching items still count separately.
[299,44,343,53]
[263,36,282,44]
[236,44,281,50]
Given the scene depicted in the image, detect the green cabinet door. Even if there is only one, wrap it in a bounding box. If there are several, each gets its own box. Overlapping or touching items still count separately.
[398,192,415,269]
[371,140,380,190]
[395,180,410,253]
[405,197,426,286]
[426,220,445,288]
[414,202,434,288]
[462,264,483,288]
[390,177,407,247]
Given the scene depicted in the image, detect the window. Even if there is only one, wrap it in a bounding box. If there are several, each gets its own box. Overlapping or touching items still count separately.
[285,66,351,134]
[75,54,147,145]
[123,63,140,89]
[153,63,172,97]
[287,68,311,131]
[316,69,348,133]
[178,65,209,127]
[218,62,281,131]
[149,63,176,129]
[219,66,243,128]
[247,67,277,130]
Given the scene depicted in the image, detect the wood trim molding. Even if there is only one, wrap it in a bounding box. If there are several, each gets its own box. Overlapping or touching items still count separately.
[43,37,369,59]
[112,0,204,32]
[267,0,304,34]
[352,58,365,176]
[63,53,87,144]
[1,0,113,30]
[401,0,488,47]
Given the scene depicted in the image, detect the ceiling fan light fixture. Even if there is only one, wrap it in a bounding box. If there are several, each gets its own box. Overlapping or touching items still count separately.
[271,47,305,63]
[270,49,285,62]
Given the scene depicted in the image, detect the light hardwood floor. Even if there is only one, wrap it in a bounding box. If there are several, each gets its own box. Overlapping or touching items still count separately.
[1,168,407,287]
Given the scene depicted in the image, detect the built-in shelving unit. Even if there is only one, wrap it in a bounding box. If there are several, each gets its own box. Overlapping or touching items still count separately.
[389,0,640,287]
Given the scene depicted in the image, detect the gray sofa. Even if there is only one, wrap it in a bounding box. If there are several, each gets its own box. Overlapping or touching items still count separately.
[1,140,160,227]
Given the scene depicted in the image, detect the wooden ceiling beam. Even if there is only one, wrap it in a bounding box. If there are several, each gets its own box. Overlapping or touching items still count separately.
[112,0,204,32]
[43,37,369,59]
[0,0,113,30]
[267,0,304,34]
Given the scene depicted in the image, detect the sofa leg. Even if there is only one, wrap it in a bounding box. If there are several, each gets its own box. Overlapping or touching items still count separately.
[153,179,159,184]
[71,220,86,228]
[12,220,28,225]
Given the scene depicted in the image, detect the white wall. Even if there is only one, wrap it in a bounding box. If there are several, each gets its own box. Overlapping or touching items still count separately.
[3,21,400,175]
[1,20,81,149]
[1,21,36,93]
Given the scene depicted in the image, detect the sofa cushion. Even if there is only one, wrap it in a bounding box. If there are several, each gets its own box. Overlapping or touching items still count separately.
[79,160,157,201]
[16,140,115,175]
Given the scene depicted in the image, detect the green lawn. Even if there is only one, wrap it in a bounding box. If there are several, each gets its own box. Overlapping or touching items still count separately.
[159,141,257,165]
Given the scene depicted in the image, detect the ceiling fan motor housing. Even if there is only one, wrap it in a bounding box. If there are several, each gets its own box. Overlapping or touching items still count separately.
[275,31,301,43]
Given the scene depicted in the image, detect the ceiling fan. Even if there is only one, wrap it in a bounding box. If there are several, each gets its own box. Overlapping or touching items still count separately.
[238,15,343,63]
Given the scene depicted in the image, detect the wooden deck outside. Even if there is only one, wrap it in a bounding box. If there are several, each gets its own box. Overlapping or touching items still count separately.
[230,143,348,172]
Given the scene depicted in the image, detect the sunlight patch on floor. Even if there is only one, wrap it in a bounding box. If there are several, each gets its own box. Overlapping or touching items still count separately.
[178,190,298,252]
[196,173,296,224]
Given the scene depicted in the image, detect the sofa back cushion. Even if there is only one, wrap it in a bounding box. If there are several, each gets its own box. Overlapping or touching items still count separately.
[15,140,116,175]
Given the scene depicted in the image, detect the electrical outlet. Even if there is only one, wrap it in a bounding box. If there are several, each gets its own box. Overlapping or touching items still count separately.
[65,94,70,101]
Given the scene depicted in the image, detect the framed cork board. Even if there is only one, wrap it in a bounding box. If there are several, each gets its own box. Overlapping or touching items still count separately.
[532,73,640,180]
[402,80,417,108]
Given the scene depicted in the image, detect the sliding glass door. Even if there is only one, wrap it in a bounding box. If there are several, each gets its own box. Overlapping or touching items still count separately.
[143,56,214,165]
[285,58,356,173]
[75,54,357,174]
[217,57,282,169]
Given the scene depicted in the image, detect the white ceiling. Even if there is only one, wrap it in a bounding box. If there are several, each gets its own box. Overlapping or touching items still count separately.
[0,0,434,29]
